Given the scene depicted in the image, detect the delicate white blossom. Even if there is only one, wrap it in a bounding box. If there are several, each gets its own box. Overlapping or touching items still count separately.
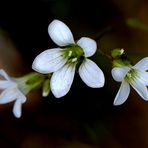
[0,69,28,118]
[112,57,148,105]
[32,19,105,98]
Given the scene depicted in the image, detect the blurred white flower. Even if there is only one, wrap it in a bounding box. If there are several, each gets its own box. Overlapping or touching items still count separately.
[0,69,27,118]
[112,57,148,105]
[32,19,105,98]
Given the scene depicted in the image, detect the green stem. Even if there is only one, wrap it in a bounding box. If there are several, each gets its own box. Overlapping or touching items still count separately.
[94,26,112,41]
[97,48,112,60]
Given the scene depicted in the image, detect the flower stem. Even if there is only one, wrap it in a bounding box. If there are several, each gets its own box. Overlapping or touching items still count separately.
[97,48,112,60]
[94,26,112,41]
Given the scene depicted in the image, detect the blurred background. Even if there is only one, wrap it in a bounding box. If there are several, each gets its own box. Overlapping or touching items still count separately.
[0,0,148,147]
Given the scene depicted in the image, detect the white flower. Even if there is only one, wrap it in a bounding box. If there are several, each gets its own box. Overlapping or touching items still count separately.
[32,19,105,98]
[112,57,148,105]
[0,69,27,118]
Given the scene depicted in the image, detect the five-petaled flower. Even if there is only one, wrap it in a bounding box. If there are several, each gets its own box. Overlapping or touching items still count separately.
[112,57,148,105]
[32,19,105,98]
[0,69,27,118]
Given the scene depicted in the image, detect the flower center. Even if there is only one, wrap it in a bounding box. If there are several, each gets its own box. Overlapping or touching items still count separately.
[62,44,84,64]
[124,69,139,82]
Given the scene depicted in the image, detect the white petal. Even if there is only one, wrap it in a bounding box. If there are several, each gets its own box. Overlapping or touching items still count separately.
[77,37,97,57]
[17,91,27,103]
[79,59,105,88]
[48,20,75,46]
[137,70,148,86]
[133,57,148,71]
[0,69,11,80]
[0,80,14,89]
[32,48,67,74]
[50,64,76,98]
[0,87,18,104]
[13,99,22,118]
[113,81,130,105]
[111,67,129,82]
[130,79,148,100]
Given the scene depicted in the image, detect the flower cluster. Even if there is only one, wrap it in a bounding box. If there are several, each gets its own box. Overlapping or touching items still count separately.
[0,19,148,118]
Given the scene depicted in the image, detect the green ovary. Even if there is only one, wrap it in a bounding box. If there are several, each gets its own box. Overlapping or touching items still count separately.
[124,69,139,82]
[62,44,84,64]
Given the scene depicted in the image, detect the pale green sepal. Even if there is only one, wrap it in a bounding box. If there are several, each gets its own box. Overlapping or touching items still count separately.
[42,79,50,97]
[112,59,131,68]
[15,72,45,94]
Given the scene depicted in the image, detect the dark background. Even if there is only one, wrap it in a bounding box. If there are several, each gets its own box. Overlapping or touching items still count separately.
[0,0,148,147]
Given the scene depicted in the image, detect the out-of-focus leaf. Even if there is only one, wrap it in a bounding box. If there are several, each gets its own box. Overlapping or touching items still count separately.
[126,18,148,31]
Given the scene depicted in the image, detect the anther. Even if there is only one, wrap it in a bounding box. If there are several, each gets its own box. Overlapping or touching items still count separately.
[72,58,77,62]
[68,51,72,57]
